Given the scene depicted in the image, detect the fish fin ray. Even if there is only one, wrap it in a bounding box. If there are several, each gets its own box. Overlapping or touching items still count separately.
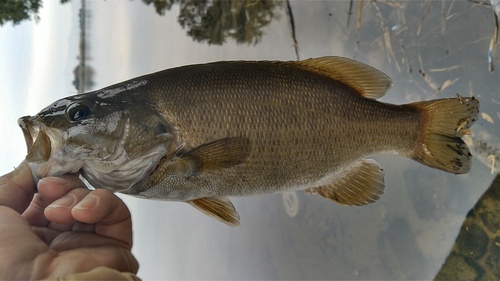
[297,56,392,99]
[306,159,385,205]
[188,197,241,226]
[409,95,479,174]
[181,137,251,175]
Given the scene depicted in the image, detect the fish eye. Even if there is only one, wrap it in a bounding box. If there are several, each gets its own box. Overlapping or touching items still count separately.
[67,103,91,122]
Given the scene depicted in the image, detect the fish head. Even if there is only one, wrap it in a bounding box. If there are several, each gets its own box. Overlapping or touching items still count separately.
[18,94,173,192]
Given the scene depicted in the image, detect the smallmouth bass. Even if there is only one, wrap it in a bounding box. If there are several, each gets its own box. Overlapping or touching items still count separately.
[18,57,479,226]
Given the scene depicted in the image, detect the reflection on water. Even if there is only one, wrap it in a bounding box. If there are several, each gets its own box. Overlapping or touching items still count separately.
[134,2,498,279]
[0,0,44,26]
[4,0,500,279]
[143,0,283,45]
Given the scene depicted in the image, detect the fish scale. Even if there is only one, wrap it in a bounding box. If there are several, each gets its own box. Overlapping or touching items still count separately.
[133,61,419,197]
[18,57,479,226]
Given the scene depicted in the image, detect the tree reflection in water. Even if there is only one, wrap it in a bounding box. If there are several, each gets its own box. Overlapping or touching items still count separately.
[142,0,283,45]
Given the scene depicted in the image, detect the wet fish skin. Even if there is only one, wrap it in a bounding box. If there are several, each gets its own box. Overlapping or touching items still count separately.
[18,57,479,226]
[129,62,415,197]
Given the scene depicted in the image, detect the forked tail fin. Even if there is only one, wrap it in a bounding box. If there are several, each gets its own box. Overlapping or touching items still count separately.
[409,95,479,174]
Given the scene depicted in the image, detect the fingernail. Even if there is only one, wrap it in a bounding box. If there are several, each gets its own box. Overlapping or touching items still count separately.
[40,177,69,186]
[46,194,76,209]
[74,195,98,210]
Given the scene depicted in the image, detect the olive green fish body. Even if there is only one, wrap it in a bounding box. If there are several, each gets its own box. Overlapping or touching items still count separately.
[124,61,420,200]
[18,57,479,226]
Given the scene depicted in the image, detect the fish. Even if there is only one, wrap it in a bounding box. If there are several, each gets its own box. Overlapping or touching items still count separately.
[18,56,479,226]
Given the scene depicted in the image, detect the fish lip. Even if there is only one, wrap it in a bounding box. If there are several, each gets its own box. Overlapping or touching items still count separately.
[17,116,66,182]
[18,116,60,163]
[18,116,40,152]
[18,116,44,183]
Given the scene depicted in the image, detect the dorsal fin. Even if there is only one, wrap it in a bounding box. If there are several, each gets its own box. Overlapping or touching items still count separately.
[296,56,393,99]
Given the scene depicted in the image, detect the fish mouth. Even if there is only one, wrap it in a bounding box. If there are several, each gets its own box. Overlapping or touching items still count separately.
[18,116,64,182]
[18,116,50,162]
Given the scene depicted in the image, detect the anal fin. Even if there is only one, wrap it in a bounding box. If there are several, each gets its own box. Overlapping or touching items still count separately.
[305,159,385,206]
[188,197,241,226]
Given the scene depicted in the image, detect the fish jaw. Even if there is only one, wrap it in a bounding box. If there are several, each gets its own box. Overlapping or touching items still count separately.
[78,116,173,192]
[18,116,39,152]
[18,116,83,182]
[18,111,173,193]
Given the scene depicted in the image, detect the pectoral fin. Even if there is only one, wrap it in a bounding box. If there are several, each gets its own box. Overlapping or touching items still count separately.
[180,137,251,176]
[305,159,385,205]
[188,197,241,226]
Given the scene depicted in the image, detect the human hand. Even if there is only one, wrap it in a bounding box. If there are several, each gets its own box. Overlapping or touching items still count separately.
[0,161,139,280]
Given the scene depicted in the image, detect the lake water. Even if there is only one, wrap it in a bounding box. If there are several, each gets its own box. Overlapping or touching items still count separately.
[1,0,499,279]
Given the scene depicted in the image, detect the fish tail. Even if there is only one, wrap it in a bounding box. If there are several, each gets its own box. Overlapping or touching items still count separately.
[409,95,479,174]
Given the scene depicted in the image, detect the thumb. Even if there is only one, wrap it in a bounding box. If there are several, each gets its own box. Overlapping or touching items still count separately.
[0,161,36,213]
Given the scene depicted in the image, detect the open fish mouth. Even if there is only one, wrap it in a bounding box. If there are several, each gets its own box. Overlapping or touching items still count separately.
[18,116,50,162]
[18,116,65,182]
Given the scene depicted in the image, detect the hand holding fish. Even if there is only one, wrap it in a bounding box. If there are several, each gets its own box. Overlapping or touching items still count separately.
[0,162,139,280]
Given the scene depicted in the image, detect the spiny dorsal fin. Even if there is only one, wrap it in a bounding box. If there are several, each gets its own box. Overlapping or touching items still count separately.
[297,56,393,99]
[305,159,385,205]
[188,197,241,226]
[180,137,251,176]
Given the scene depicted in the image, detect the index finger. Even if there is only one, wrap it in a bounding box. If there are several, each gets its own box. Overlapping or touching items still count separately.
[72,189,133,249]
[22,175,89,227]
[0,161,35,213]
[44,189,133,249]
